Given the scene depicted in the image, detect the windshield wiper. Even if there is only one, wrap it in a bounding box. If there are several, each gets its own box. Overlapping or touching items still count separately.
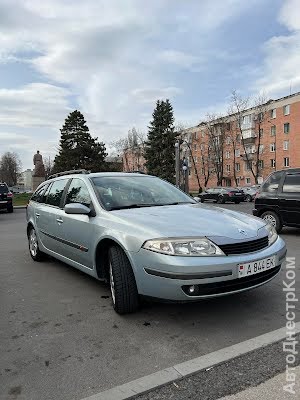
[109,201,195,210]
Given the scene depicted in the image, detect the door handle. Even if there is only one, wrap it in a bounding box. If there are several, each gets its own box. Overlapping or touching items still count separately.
[56,218,64,224]
[36,212,40,217]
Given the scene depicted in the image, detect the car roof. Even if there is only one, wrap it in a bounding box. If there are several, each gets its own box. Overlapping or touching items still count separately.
[45,171,153,183]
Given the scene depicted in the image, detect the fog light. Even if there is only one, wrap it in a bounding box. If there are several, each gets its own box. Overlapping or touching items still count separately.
[188,285,195,294]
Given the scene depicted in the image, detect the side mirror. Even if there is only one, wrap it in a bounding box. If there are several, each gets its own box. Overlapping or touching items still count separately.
[64,203,91,215]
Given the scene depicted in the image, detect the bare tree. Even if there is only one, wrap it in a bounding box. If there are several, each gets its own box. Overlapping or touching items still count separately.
[0,152,22,186]
[111,128,146,171]
[44,156,54,179]
[205,114,226,186]
[230,90,267,184]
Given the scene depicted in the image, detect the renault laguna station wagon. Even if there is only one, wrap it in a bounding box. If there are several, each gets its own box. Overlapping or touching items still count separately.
[26,170,287,314]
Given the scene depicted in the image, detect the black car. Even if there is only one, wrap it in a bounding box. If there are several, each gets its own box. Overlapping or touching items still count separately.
[253,168,300,232]
[200,187,245,204]
[0,182,14,213]
[238,186,260,202]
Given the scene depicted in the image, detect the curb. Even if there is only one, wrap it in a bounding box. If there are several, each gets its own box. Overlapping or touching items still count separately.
[81,322,300,400]
[13,206,27,209]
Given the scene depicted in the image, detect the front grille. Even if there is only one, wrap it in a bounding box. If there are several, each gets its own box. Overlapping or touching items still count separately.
[219,236,269,255]
[182,265,281,296]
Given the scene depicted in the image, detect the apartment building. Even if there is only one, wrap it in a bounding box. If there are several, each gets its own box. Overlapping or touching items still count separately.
[123,91,300,191]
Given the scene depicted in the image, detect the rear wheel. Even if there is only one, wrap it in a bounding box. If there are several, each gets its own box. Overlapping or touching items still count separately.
[217,196,225,204]
[28,226,46,261]
[108,246,139,314]
[245,194,252,202]
[7,204,13,213]
[200,197,205,203]
[261,211,282,233]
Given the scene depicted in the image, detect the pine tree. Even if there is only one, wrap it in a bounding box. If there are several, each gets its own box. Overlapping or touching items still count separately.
[144,99,176,183]
[53,110,107,173]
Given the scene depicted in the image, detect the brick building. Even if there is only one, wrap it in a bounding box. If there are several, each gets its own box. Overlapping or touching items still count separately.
[123,91,300,191]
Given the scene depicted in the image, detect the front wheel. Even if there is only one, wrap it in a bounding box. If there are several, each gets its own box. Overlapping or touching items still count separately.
[108,246,139,314]
[261,211,282,233]
[28,226,46,261]
[217,196,225,204]
[200,197,205,203]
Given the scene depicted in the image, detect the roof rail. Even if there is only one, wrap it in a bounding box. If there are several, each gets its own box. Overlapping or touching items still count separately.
[126,170,147,174]
[47,169,90,180]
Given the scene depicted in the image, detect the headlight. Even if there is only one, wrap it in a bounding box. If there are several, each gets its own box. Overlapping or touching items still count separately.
[265,224,278,245]
[142,238,225,256]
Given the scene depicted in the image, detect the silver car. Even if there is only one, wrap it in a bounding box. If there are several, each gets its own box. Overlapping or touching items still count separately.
[26,171,286,314]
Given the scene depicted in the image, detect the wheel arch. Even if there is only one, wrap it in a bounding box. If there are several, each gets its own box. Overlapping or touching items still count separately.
[94,237,133,281]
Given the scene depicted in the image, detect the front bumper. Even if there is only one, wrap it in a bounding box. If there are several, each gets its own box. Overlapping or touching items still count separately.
[128,236,286,301]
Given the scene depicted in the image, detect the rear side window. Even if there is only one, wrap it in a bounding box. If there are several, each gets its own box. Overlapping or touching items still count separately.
[262,171,283,193]
[0,183,8,193]
[46,179,69,207]
[31,185,47,203]
[282,174,300,193]
[65,178,91,208]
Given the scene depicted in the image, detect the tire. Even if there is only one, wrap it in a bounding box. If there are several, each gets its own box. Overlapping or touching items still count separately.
[108,246,139,314]
[200,197,204,203]
[234,200,241,204]
[245,194,252,202]
[7,205,14,213]
[261,211,282,233]
[217,196,225,204]
[28,226,46,261]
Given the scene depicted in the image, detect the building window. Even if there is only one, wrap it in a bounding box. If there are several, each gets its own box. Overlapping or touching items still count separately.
[270,109,276,118]
[235,149,240,157]
[194,132,197,140]
[245,161,252,171]
[283,104,290,115]
[236,135,241,144]
[283,140,289,150]
[201,131,205,138]
[284,122,290,133]
[226,122,231,131]
[226,136,231,145]
[258,160,264,169]
[284,157,290,167]
[194,144,197,151]
[259,128,263,137]
[236,177,240,185]
[271,159,276,168]
[270,125,276,136]
[226,164,231,172]
[200,143,205,151]
[259,144,264,154]
[270,143,276,152]
[246,177,251,184]
[235,163,240,172]
[194,169,197,175]
[225,151,230,159]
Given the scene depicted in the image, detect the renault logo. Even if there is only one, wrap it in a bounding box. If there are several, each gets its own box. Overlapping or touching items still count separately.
[238,228,247,236]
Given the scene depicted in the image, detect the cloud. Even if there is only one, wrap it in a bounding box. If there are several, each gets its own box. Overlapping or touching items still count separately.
[131,87,183,104]
[255,0,300,95]
[158,50,202,69]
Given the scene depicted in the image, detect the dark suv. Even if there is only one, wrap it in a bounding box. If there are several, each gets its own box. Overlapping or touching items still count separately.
[253,168,300,232]
[0,183,13,213]
[200,187,244,204]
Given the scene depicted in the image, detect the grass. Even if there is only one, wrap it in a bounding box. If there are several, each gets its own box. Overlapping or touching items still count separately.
[13,193,32,206]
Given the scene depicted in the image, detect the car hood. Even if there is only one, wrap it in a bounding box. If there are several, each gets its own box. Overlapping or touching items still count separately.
[112,203,266,240]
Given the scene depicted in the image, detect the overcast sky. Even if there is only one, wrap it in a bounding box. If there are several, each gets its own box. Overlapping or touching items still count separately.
[0,0,299,170]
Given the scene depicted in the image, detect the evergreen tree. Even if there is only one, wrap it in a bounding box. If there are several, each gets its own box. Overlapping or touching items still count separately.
[53,110,107,173]
[144,99,176,183]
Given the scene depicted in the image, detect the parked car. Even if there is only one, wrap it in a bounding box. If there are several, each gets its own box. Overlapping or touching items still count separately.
[253,168,300,233]
[0,182,14,213]
[199,187,245,204]
[26,170,286,314]
[238,186,259,202]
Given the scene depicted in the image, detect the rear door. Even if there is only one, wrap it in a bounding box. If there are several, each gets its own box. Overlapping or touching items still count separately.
[36,179,69,253]
[0,183,9,205]
[278,172,300,226]
[54,178,95,268]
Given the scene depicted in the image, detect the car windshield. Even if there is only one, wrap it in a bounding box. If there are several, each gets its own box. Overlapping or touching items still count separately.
[91,175,196,210]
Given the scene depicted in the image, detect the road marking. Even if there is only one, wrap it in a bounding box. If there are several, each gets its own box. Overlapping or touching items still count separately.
[81,322,300,400]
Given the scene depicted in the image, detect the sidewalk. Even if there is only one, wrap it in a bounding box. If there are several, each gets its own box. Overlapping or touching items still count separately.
[220,367,300,400]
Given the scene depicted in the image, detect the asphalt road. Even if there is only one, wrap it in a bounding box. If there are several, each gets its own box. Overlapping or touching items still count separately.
[1,204,299,400]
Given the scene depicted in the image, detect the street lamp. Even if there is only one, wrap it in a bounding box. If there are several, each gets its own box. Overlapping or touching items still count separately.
[175,141,180,187]
[182,158,189,194]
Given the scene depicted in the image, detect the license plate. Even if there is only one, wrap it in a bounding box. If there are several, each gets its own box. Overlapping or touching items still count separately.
[238,256,276,278]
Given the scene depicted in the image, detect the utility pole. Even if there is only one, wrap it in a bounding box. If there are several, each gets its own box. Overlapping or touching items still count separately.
[175,141,180,187]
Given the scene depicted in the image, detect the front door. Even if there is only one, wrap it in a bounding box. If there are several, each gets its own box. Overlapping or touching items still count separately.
[55,178,95,268]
